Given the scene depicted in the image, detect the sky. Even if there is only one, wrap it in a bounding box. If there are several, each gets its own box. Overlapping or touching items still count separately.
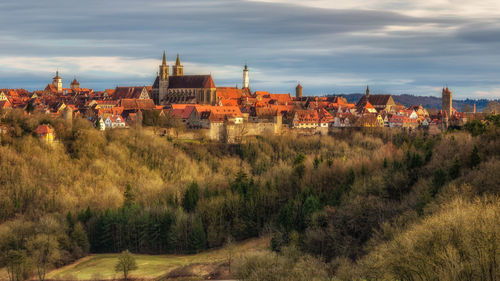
[0,0,499,98]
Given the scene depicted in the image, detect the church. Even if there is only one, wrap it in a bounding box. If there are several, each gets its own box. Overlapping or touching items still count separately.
[151,52,217,105]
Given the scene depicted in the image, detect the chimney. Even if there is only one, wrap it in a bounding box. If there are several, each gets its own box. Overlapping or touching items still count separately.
[473,103,476,113]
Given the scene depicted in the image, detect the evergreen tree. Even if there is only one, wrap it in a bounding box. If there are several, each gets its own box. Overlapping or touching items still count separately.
[470,145,481,168]
[123,184,135,207]
[187,216,206,253]
[71,222,90,254]
[448,157,461,179]
[182,182,199,212]
[431,168,448,197]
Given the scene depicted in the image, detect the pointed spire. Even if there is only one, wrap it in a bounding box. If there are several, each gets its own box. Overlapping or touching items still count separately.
[366,85,370,96]
[176,54,181,66]
[162,51,166,65]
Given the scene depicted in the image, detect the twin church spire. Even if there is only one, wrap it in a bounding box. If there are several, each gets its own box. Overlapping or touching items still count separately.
[159,51,183,79]
[158,51,250,89]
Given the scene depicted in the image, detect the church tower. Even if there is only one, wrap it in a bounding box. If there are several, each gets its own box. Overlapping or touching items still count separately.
[243,64,249,89]
[172,54,184,76]
[53,70,63,93]
[366,85,370,97]
[158,51,169,103]
[442,87,452,125]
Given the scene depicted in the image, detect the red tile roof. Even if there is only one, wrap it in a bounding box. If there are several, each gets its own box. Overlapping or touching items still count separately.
[119,99,156,110]
[163,75,216,89]
[35,124,54,135]
[113,87,149,99]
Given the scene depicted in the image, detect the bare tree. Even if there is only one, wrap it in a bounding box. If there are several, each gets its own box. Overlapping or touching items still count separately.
[26,234,60,281]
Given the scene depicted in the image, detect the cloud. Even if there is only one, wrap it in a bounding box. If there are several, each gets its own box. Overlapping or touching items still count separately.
[0,0,498,98]
[474,88,500,98]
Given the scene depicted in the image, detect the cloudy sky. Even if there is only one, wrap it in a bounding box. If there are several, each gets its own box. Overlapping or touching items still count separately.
[0,0,499,98]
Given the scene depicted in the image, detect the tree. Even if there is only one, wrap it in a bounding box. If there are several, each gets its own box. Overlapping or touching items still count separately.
[4,250,32,281]
[115,250,138,281]
[141,110,166,134]
[123,184,135,207]
[71,222,90,255]
[26,234,60,281]
[187,216,206,253]
[225,236,236,273]
[470,145,481,168]
[461,103,472,113]
[484,101,500,114]
[182,182,199,212]
[431,168,448,197]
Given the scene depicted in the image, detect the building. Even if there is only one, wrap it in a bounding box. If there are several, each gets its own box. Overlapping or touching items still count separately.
[172,54,184,76]
[35,124,55,142]
[113,86,151,100]
[70,77,80,90]
[442,87,452,126]
[151,52,217,105]
[296,83,303,99]
[243,64,249,89]
[44,71,63,94]
[105,115,126,128]
[292,110,319,128]
[356,86,396,113]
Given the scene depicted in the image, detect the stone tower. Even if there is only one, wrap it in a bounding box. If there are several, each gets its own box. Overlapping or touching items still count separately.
[158,51,169,103]
[243,64,249,89]
[172,54,184,76]
[442,87,452,120]
[70,76,80,90]
[366,85,370,97]
[52,70,63,93]
[296,83,303,98]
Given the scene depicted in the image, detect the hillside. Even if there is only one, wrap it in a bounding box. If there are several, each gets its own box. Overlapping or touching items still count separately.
[339,93,498,111]
[0,110,499,280]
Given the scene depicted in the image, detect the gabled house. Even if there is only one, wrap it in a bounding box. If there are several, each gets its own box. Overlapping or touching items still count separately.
[104,115,126,129]
[35,124,55,142]
[318,108,334,127]
[292,110,319,128]
[356,87,396,113]
[113,86,151,100]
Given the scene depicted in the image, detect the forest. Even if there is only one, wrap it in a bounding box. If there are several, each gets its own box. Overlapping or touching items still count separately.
[0,109,499,280]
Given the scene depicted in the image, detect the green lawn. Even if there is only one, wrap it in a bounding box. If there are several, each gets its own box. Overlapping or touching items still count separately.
[47,254,201,280]
[44,236,268,280]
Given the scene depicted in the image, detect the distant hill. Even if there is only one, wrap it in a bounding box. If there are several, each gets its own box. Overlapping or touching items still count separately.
[337,93,498,112]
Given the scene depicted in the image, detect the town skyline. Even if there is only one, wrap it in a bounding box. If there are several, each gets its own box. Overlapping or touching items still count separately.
[1,0,500,98]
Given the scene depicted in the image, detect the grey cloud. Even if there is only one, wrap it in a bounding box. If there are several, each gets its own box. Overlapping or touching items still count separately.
[0,0,499,98]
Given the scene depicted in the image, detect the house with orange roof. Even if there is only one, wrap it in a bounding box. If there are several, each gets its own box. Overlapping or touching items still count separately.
[357,114,384,127]
[216,87,250,101]
[356,100,378,114]
[104,115,126,129]
[0,91,8,101]
[292,109,319,128]
[35,124,55,142]
[389,115,418,129]
[0,99,12,110]
[318,108,334,127]
[113,86,151,100]
[188,105,243,129]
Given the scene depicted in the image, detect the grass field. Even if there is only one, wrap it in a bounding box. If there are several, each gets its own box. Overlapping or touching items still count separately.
[16,236,268,280]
